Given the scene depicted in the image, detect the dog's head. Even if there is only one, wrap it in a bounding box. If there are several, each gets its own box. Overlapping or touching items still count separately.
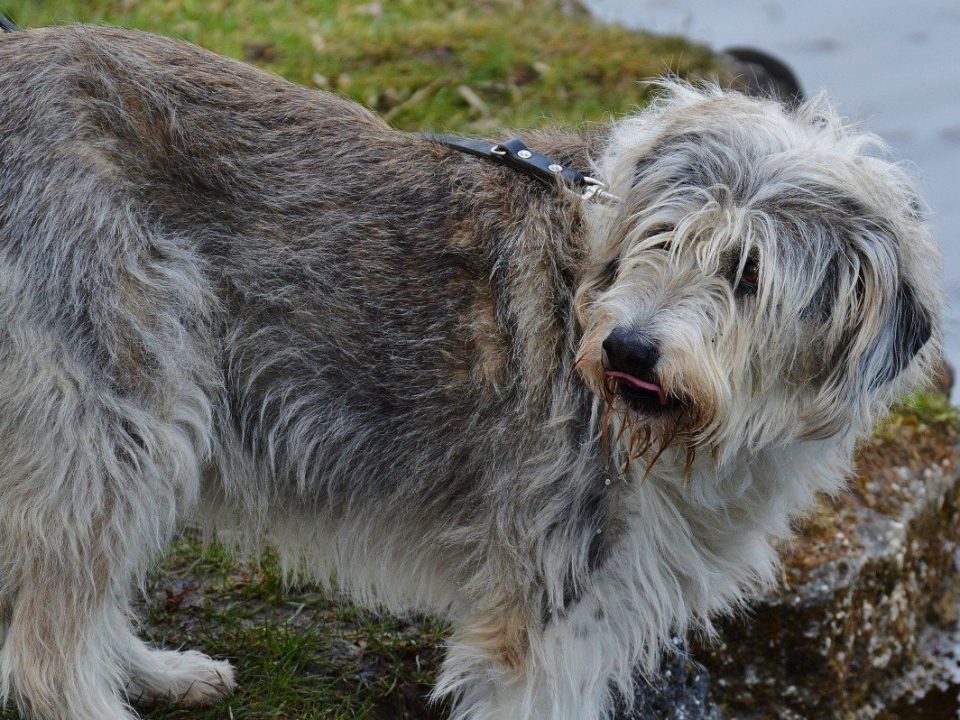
[575,83,942,467]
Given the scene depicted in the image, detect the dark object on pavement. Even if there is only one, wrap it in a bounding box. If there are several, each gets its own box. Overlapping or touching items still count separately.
[722,46,805,106]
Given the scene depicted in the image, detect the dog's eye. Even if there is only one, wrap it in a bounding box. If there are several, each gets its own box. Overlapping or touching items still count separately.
[735,257,760,296]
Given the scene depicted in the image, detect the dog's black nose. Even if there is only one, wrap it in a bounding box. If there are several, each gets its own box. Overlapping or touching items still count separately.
[602,328,659,378]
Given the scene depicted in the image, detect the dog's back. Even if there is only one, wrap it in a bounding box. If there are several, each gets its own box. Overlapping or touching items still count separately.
[0,23,560,499]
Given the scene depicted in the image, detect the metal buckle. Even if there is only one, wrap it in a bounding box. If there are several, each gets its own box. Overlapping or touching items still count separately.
[580,177,623,205]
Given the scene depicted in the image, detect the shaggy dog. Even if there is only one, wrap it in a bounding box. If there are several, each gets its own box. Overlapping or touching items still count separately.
[0,25,942,720]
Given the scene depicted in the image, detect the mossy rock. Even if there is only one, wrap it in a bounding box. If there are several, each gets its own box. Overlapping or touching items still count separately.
[698,396,960,718]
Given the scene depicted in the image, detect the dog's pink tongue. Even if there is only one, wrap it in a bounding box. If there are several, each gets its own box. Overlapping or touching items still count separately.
[605,371,667,407]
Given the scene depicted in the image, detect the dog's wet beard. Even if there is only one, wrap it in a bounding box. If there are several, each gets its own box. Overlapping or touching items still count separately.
[597,373,704,481]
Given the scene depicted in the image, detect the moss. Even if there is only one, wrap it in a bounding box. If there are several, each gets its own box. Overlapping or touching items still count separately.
[786,392,958,566]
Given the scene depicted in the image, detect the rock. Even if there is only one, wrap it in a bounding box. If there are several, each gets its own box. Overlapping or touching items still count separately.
[549,0,591,17]
[695,404,960,718]
[625,646,721,720]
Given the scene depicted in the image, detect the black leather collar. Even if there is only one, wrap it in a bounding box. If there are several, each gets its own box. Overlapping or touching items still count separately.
[0,15,18,33]
[422,133,621,204]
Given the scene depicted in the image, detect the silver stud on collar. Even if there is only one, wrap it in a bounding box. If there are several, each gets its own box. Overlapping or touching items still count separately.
[548,163,563,173]
[517,149,533,159]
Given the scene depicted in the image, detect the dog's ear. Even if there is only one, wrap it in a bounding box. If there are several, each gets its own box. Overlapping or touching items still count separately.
[803,280,932,440]
[868,282,932,388]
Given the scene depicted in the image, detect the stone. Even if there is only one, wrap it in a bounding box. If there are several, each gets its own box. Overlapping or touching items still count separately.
[695,402,960,718]
[626,645,721,720]
[717,48,805,106]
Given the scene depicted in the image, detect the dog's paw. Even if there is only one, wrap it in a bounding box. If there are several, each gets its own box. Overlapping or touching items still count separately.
[171,652,236,707]
[127,649,236,707]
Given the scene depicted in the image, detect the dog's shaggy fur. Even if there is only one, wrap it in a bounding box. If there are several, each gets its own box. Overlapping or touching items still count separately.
[0,25,942,720]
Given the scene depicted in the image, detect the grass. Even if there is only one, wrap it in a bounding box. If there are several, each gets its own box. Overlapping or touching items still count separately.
[1,0,718,134]
[131,535,450,719]
[3,530,450,720]
[0,2,722,718]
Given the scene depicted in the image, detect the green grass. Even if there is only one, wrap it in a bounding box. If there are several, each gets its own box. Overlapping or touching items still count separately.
[2,0,718,133]
[1,533,451,720]
[0,2,714,718]
[132,536,451,719]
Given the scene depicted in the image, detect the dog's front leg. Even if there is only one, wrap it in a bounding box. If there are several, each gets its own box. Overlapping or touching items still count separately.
[436,583,643,720]
[120,628,235,708]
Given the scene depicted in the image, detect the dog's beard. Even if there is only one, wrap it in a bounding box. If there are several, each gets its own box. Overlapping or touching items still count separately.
[574,342,713,480]
[601,392,700,481]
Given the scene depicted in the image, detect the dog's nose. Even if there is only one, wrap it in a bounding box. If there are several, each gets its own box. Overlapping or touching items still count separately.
[602,328,659,377]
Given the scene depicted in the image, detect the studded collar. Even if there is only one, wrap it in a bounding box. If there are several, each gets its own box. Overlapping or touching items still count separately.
[422,133,622,205]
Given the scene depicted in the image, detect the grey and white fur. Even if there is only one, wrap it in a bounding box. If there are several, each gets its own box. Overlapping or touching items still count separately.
[0,25,942,720]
